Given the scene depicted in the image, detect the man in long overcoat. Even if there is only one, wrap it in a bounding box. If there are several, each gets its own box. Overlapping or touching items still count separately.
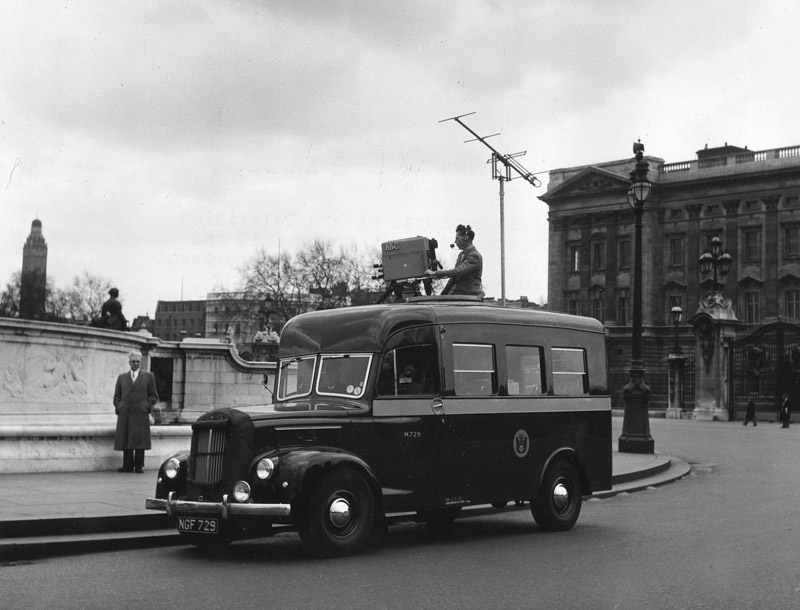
[114,351,159,472]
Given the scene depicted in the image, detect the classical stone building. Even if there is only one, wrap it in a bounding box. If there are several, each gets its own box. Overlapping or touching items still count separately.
[540,143,800,407]
[19,219,48,320]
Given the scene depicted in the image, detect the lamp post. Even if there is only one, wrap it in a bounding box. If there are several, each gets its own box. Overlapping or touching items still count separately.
[699,236,732,295]
[670,306,683,355]
[619,141,655,454]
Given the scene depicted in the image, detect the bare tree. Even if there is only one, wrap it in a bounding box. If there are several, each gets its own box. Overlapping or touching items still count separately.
[0,272,21,318]
[340,242,384,306]
[236,248,305,328]
[62,271,115,322]
[296,239,347,306]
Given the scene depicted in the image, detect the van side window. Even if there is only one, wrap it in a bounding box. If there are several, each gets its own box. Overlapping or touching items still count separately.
[376,344,439,396]
[453,343,496,396]
[552,347,588,395]
[506,346,544,395]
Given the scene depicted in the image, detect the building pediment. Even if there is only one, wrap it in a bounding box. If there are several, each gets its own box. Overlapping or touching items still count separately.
[663,280,687,291]
[737,275,764,287]
[539,167,630,202]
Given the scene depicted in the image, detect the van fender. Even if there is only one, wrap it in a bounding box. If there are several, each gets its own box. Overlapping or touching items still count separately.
[539,447,591,496]
[269,448,383,513]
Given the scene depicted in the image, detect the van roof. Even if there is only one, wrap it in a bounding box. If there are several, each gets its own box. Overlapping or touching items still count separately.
[278,301,604,356]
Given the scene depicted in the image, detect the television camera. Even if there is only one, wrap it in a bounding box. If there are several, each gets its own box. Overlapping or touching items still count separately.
[373,236,442,303]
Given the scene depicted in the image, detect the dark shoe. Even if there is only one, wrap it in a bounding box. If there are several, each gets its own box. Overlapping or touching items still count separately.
[134,468,144,474]
[117,468,132,473]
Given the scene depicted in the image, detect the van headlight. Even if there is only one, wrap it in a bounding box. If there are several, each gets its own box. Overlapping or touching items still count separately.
[164,457,181,480]
[256,458,276,480]
[232,481,251,503]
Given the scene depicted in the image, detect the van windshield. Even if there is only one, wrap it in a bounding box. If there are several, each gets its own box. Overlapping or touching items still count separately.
[277,356,317,400]
[316,354,372,398]
[277,354,373,401]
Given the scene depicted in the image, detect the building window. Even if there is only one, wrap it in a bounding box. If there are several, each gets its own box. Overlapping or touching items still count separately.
[743,229,760,262]
[744,291,760,324]
[785,196,799,208]
[786,290,800,319]
[568,244,580,273]
[668,236,684,266]
[667,294,684,322]
[618,238,631,269]
[592,241,605,271]
[784,226,800,259]
[617,292,630,326]
[568,298,579,316]
[591,290,605,323]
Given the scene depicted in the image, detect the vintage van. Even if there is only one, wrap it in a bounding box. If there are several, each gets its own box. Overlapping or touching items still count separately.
[146,297,611,555]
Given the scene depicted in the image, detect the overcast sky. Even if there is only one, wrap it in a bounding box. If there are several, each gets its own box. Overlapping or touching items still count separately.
[2,1,798,318]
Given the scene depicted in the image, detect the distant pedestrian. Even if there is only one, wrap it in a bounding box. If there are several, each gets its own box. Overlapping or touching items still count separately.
[113,351,159,473]
[743,400,757,426]
[780,393,792,428]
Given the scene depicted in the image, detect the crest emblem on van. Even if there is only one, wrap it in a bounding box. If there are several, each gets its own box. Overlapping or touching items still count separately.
[513,429,530,458]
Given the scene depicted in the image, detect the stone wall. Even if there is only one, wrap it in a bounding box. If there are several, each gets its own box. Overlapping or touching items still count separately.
[0,319,276,473]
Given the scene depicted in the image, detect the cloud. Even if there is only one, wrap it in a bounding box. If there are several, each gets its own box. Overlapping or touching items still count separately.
[2,0,800,318]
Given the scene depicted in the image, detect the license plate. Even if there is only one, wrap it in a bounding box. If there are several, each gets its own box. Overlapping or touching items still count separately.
[177,517,219,534]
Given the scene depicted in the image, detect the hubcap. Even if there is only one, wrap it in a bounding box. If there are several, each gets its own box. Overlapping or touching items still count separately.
[553,482,569,510]
[329,497,352,528]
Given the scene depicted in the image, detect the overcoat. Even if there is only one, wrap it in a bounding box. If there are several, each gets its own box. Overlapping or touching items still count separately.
[114,371,159,450]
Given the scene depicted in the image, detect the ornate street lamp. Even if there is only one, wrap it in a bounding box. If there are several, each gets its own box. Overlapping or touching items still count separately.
[619,141,655,454]
[699,236,732,294]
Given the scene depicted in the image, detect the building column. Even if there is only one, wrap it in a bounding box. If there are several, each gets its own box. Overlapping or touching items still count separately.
[764,195,780,317]
[685,204,703,314]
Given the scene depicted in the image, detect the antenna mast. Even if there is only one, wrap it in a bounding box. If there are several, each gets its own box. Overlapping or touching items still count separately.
[440,112,542,306]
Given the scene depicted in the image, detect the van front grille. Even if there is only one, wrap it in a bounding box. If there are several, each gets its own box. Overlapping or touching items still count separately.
[194,428,227,484]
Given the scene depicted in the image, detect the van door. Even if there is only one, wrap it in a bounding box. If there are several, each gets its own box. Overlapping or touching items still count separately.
[370,327,447,511]
[440,328,507,504]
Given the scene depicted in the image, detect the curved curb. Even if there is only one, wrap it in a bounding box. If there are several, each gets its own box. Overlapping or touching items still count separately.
[590,456,692,499]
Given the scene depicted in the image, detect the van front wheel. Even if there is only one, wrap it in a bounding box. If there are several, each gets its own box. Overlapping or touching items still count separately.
[299,470,375,556]
[530,461,582,532]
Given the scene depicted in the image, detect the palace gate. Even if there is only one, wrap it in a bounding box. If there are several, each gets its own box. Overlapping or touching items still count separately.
[729,319,800,423]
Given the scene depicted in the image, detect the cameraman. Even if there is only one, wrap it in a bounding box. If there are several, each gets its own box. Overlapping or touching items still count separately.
[426,224,484,298]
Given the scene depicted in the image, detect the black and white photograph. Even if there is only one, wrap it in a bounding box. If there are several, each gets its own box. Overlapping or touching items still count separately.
[2,1,800,609]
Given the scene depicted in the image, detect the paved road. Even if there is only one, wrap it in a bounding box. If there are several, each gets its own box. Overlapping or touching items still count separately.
[2,418,799,610]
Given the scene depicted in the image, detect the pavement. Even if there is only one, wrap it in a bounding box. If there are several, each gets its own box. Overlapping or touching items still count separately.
[0,447,691,562]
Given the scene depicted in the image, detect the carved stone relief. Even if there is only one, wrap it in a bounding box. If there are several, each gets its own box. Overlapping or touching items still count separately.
[1,345,129,403]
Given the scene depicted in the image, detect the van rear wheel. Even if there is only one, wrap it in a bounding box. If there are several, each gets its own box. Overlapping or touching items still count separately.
[530,460,582,532]
[299,470,375,556]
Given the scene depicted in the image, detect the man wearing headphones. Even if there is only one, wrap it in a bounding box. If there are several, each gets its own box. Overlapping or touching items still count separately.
[426,224,484,298]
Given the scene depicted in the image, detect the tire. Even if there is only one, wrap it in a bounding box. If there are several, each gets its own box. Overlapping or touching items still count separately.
[530,460,582,532]
[299,469,375,556]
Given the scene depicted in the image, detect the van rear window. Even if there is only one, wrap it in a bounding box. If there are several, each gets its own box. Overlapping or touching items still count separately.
[552,348,588,395]
[506,346,544,395]
[453,343,496,396]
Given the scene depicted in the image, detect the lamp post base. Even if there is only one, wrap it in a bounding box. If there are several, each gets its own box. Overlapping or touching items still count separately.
[618,372,655,454]
[618,433,655,454]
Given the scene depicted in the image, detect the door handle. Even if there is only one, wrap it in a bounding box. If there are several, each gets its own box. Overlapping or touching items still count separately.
[431,398,444,415]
